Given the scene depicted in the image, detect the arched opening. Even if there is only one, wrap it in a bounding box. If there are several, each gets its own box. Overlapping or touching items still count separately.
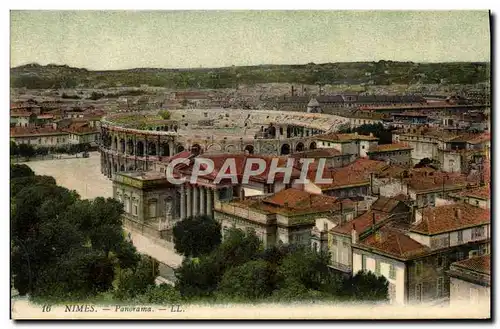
[113,137,118,150]
[127,139,134,155]
[119,139,125,153]
[128,165,135,171]
[148,142,157,156]
[244,145,254,154]
[267,124,276,138]
[309,142,317,150]
[136,141,145,156]
[113,163,118,173]
[177,145,185,153]
[161,142,170,156]
[191,144,201,156]
[296,142,305,152]
[280,143,291,155]
[120,164,125,172]
[174,125,178,132]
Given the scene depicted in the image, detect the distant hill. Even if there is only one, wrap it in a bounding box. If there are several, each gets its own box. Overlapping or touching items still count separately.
[10,61,491,89]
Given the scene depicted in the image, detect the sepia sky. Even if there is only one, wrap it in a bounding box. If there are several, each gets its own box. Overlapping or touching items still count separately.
[10,10,490,70]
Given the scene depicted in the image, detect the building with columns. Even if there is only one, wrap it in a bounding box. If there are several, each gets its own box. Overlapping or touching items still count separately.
[111,152,302,243]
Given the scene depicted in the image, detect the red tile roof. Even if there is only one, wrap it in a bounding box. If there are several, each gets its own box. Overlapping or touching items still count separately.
[452,255,490,275]
[370,196,407,213]
[182,153,301,184]
[10,127,67,137]
[309,158,387,190]
[367,143,413,153]
[331,210,390,235]
[231,188,349,216]
[411,203,490,235]
[452,185,490,201]
[316,132,379,142]
[263,188,338,211]
[359,227,430,258]
[10,111,32,118]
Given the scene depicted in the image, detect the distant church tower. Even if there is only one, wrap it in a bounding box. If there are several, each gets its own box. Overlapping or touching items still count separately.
[307,97,322,113]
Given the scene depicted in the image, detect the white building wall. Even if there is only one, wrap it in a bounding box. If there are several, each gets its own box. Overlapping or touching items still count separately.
[352,249,407,304]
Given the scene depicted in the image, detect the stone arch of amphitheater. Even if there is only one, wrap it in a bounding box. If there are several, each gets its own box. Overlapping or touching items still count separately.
[99,108,349,178]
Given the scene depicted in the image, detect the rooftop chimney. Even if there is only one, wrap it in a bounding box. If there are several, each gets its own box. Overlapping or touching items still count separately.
[455,208,462,220]
[369,132,374,137]
[323,222,328,232]
[351,223,358,244]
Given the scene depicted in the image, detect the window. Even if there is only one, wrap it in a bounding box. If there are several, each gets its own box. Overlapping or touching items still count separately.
[456,251,465,260]
[342,241,349,248]
[389,264,396,279]
[415,261,423,276]
[472,226,485,240]
[437,277,444,297]
[457,230,463,243]
[415,283,422,302]
[375,260,381,275]
[388,283,396,303]
[475,200,479,206]
[437,256,444,268]
[362,145,365,149]
[331,238,337,245]
[361,255,367,271]
[133,205,138,216]
[148,201,157,218]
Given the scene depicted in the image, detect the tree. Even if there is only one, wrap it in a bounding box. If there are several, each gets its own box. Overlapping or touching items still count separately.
[276,247,331,291]
[114,256,158,300]
[341,270,389,301]
[10,141,18,156]
[10,176,142,301]
[11,175,57,198]
[158,110,171,120]
[217,260,275,301]
[18,144,36,159]
[216,227,262,268]
[172,215,222,258]
[134,284,183,304]
[10,164,34,179]
[175,253,224,299]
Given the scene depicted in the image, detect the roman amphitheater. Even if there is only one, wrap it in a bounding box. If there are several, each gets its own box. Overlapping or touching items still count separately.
[99,109,349,178]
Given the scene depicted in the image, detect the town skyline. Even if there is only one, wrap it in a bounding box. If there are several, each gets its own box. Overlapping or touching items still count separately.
[11,10,491,70]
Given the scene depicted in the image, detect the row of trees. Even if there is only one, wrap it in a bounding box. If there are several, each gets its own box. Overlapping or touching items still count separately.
[10,142,92,159]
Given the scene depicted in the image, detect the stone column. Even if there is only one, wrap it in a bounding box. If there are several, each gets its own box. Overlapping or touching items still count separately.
[207,188,213,218]
[180,184,186,220]
[193,186,199,217]
[156,141,160,156]
[200,187,206,215]
[186,185,192,218]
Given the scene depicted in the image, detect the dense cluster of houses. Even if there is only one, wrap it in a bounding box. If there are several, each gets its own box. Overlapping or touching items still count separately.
[111,125,490,306]
[9,100,103,148]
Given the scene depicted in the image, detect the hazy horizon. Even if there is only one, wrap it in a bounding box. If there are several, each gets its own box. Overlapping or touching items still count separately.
[11,11,491,70]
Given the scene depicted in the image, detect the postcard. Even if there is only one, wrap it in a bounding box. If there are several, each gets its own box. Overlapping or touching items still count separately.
[10,10,491,320]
